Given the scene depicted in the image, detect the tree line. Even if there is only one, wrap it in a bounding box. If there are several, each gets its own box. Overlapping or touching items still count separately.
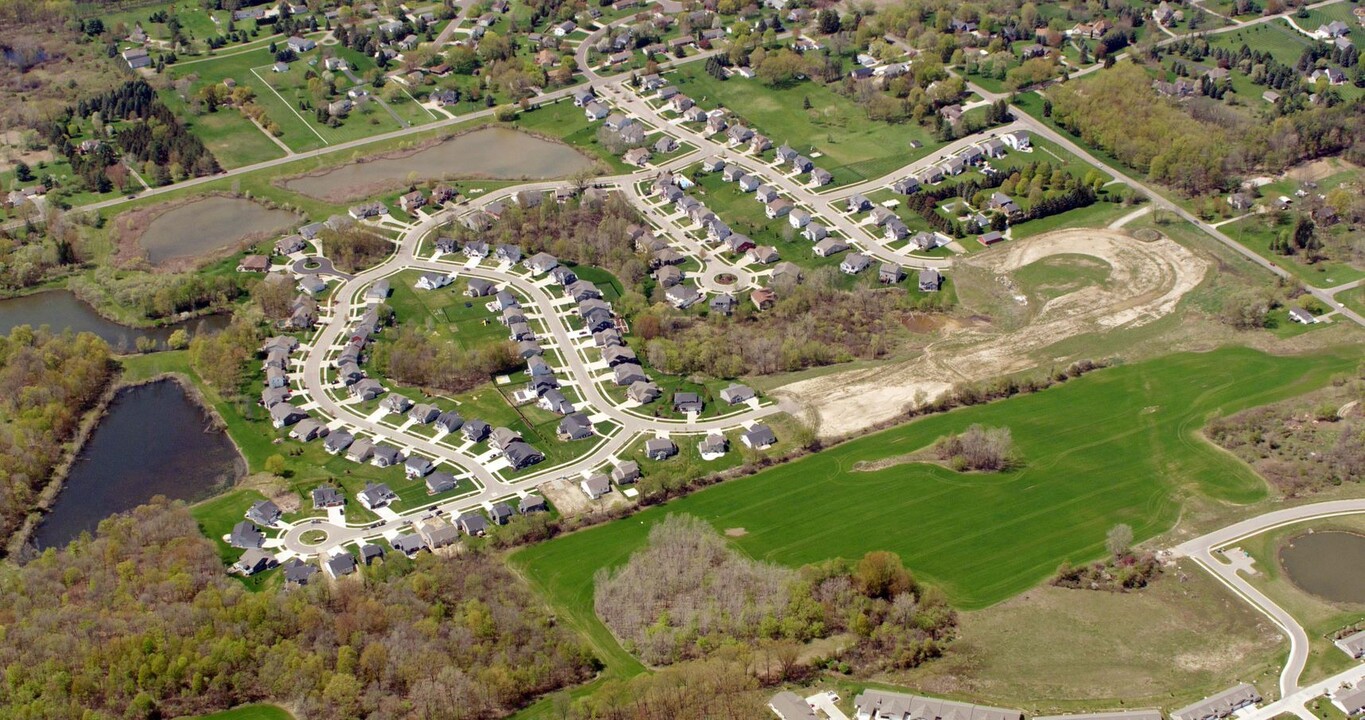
[0,326,114,549]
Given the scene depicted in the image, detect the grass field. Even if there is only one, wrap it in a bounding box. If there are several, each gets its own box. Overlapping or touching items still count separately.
[667,64,944,185]
[510,346,1357,689]
[1221,214,1365,288]
[178,704,294,720]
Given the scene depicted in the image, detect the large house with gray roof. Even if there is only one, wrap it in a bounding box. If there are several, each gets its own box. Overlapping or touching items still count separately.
[853,690,1022,720]
[1170,684,1260,720]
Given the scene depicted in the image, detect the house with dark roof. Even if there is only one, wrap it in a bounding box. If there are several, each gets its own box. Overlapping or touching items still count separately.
[283,557,319,585]
[357,482,397,509]
[741,424,777,449]
[1170,684,1261,720]
[426,471,457,494]
[246,500,281,526]
[769,691,818,720]
[230,521,265,549]
[235,548,277,576]
[519,495,548,514]
[645,438,677,460]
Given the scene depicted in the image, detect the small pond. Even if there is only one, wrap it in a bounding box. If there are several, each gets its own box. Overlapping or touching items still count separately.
[1279,531,1365,604]
[140,197,299,266]
[0,290,229,351]
[33,379,245,549]
[283,127,595,200]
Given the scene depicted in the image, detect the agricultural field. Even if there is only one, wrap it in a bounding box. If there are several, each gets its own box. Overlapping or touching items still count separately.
[510,346,1358,693]
[666,63,946,185]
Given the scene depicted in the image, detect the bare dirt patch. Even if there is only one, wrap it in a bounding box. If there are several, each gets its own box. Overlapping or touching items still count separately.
[776,228,1208,437]
[724,527,747,537]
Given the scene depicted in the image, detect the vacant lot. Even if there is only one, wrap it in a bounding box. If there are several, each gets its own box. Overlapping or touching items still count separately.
[510,345,1356,700]
[900,560,1282,711]
[781,228,1208,434]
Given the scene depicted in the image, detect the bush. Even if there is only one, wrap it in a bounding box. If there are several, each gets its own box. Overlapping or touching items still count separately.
[933,424,1017,471]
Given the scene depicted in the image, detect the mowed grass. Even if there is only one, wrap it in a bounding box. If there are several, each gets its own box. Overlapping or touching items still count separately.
[667,64,942,184]
[178,704,294,720]
[510,347,1356,680]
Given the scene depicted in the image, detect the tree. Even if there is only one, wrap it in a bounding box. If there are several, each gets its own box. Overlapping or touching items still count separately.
[818,8,841,34]
[1106,523,1134,558]
[14,161,33,182]
[854,551,916,600]
[167,328,189,350]
[264,454,287,476]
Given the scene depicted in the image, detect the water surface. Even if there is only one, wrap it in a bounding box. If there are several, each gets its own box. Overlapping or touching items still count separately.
[140,197,298,265]
[0,290,228,351]
[284,127,594,200]
[33,380,244,549]
[1279,531,1365,604]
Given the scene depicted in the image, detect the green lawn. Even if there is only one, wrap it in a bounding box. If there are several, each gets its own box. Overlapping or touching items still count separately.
[178,703,295,720]
[510,346,1357,686]
[161,90,287,169]
[667,63,945,185]
[1222,214,1365,288]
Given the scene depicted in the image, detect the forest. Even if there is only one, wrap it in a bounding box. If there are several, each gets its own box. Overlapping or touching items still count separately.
[372,326,522,395]
[321,226,396,273]
[0,327,113,550]
[0,500,597,719]
[595,515,957,674]
[69,266,250,324]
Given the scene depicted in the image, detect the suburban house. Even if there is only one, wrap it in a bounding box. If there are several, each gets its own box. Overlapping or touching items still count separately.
[699,433,728,457]
[502,441,545,469]
[810,168,833,186]
[466,279,496,297]
[350,379,384,401]
[628,381,662,403]
[399,190,427,213]
[979,231,1005,246]
[645,438,678,460]
[463,420,491,443]
[1331,686,1365,716]
[673,392,704,413]
[415,517,459,549]
[581,474,612,499]
[741,424,777,449]
[880,264,906,284]
[425,471,457,494]
[123,47,151,69]
[847,194,871,213]
[1335,629,1365,658]
[519,495,549,514]
[229,521,264,549]
[345,439,374,463]
[919,269,943,292]
[357,482,398,510]
[719,384,756,405]
[527,252,559,275]
[312,486,345,509]
[1171,685,1261,720]
[748,246,780,264]
[237,255,270,273]
[852,690,1023,720]
[457,513,489,537]
[584,101,609,120]
[404,455,435,479]
[766,199,794,219]
[814,238,849,257]
[245,500,280,526]
[235,549,276,576]
[611,461,641,484]
[489,502,514,525]
[371,444,402,468]
[282,558,318,585]
[768,691,818,720]
[613,363,649,386]
[1002,131,1032,150]
[269,404,306,429]
[710,293,737,316]
[1288,308,1318,325]
[415,273,453,293]
[840,253,872,274]
[290,418,329,442]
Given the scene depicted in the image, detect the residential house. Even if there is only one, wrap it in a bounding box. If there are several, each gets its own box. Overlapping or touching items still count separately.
[415,517,460,549]
[415,272,452,290]
[840,253,872,274]
[810,168,833,186]
[503,441,544,469]
[519,495,549,514]
[370,445,403,468]
[666,285,702,309]
[802,223,829,242]
[463,419,491,443]
[357,482,397,510]
[458,513,489,536]
[425,471,457,494]
[919,269,943,292]
[350,379,384,401]
[230,521,264,549]
[290,418,329,442]
[123,47,152,69]
[527,252,559,275]
[312,485,345,509]
[645,438,678,460]
[1334,630,1365,658]
[719,384,756,405]
[880,263,906,284]
[581,474,611,499]
[771,262,802,286]
[847,194,871,213]
[741,424,777,449]
[235,549,277,576]
[766,199,794,219]
[748,245,780,264]
[699,433,728,457]
[584,101,610,120]
[852,690,1024,720]
[611,461,641,485]
[1170,684,1261,720]
[558,413,595,441]
[613,363,649,386]
[1002,131,1031,150]
[710,293,737,316]
[283,557,319,585]
[269,403,306,429]
[979,230,1005,246]
[769,691,819,720]
[813,238,849,257]
[345,439,375,463]
[628,381,662,403]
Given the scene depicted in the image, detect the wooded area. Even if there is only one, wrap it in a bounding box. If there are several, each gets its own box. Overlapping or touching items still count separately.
[0,327,113,549]
[594,515,957,675]
[373,326,521,395]
[0,500,596,718]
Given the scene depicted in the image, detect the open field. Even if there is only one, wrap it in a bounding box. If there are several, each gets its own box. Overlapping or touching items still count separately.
[897,559,1284,711]
[667,64,944,185]
[511,343,1359,701]
[1231,515,1365,686]
[1221,214,1365,288]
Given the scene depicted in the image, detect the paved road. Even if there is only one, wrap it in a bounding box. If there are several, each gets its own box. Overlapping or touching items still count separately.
[1172,499,1365,697]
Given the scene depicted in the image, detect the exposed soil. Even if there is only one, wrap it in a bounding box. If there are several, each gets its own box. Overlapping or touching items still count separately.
[776,228,1208,437]
[724,527,747,537]
[540,477,591,517]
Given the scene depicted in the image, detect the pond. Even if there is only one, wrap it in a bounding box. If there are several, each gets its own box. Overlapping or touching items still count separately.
[33,380,245,549]
[140,197,299,266]
[1279,531,1365,604]
[0,290,229,351]
[283,127,595,201]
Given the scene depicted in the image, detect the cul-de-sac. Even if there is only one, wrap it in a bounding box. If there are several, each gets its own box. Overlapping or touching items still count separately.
[0,0,1363,717]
